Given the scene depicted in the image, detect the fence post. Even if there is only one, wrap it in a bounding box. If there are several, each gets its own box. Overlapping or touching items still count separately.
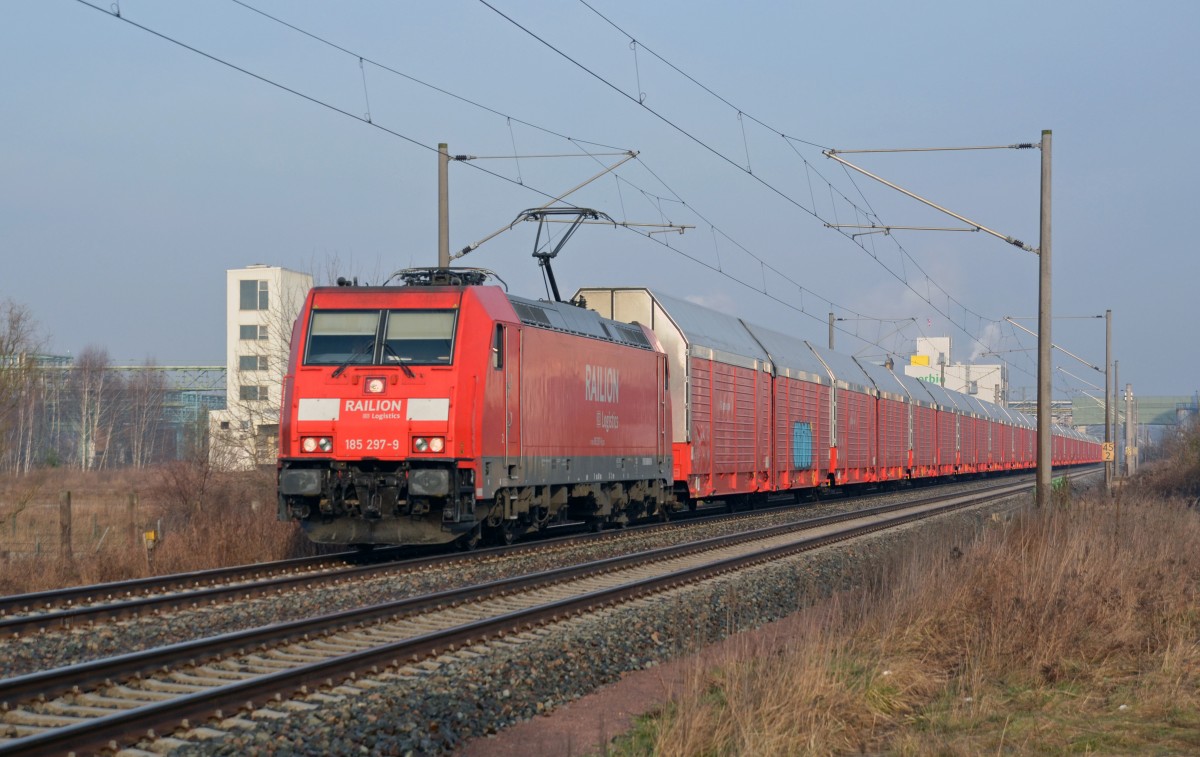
[59,490,73,560]
[127,492,138,546]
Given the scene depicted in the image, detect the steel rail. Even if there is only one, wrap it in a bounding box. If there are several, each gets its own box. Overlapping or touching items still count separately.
[0,548,388,619]
[0,480,1004,702]
[0,473,1024,636]
[0,473,1082,756]
[0,497,795,636]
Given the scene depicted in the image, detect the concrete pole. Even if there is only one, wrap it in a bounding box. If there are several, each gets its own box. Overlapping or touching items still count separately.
[438,143,450,268]
[1105,309,1112,491]
[828,313,835,350]
[1036,130,1053,507]
[1131,389,1140,475]
[1124,383,1134,477]
[1113,360,1120,476]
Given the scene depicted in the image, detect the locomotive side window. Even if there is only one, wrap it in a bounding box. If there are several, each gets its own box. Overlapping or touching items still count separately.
[491,324,504,369]
[305,311,381,365]
[384,310,457,365]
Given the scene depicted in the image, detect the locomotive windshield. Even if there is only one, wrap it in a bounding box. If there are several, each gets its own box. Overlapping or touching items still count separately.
[304,309,457,367]
[305,311,378,365]
[384,311,456,365]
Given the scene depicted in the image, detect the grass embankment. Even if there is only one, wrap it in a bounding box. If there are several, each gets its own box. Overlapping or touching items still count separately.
[613,483,1200,754]
[0,464,311,595]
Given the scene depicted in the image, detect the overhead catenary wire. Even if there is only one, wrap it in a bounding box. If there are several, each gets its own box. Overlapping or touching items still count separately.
[209,0,916,348]
[218,0,980,358]
[226,0,627,154]
[571,0,1080,379]
[535,0,1039,366]
[68,0,570,206]
[576,0,830,151]
[71,0,940,359]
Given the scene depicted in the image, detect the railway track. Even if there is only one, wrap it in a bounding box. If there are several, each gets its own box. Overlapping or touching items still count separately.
[0,474,1067,756]
[0,475,1027,638]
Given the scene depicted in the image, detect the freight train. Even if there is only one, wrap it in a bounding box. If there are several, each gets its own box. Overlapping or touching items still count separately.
[276,267,1100,549]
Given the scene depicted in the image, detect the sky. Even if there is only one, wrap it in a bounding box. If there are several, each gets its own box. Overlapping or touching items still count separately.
[2,0,1197,399]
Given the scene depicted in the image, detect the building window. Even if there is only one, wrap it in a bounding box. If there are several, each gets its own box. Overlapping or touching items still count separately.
[239,324,268,340]
[240,385,268,401]
[239,355,268,371]
[240,280,269,311]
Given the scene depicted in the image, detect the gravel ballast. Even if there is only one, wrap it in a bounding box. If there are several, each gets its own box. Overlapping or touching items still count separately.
[164,491,1035,756]
[0,480,1004,680]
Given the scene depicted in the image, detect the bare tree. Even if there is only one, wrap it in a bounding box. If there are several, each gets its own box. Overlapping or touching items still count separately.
[71,346,116,470]
[122,363,168,468]
[0,300,43,474]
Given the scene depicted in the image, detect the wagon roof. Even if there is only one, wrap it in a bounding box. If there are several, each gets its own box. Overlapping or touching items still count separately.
[851,357,913,403]
[644,290,771,363]
[911,378,966,412]
[736,322,828,382]
[802,342,876,395]
[892,372,939,408]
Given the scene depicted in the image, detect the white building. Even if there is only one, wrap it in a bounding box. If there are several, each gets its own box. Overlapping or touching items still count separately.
[904,336,1008,406]
[209,264,313,469]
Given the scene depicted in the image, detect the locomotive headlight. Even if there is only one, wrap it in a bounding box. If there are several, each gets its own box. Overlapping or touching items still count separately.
[411,436,445,454]
[301,437,333,453]
[365,377,386,394]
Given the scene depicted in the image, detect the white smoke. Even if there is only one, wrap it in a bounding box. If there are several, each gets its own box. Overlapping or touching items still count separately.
[971,321,1004,362]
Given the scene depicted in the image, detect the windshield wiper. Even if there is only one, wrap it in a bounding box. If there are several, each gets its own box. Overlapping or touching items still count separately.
[383,342,416,378]
[331,339,375,378]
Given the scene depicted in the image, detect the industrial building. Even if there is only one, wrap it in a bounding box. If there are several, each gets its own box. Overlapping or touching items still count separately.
[903,337,1008,406]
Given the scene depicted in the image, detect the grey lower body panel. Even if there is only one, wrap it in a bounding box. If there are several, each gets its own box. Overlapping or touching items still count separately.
[300,514,469,546]
[479,453,671,499]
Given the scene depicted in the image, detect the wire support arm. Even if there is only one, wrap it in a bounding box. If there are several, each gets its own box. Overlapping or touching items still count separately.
[827,144,1038,154]
[822,150,1038,254]
[1004,317,1102,372]
[824,224,981,232]
[455,152,632,160]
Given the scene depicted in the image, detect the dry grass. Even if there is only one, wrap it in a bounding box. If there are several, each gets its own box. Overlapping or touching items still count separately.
[614,484,1200,756]
[0,464,314,595]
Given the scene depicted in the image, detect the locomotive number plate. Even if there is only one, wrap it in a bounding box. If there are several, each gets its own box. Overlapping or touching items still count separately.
[344,438,403,452]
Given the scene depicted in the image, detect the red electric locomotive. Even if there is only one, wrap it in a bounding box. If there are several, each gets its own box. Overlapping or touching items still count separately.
[277,268,673,548]
[279,264,1101,549]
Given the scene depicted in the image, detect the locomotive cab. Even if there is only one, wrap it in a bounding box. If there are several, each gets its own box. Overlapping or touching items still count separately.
[277,279,497,546]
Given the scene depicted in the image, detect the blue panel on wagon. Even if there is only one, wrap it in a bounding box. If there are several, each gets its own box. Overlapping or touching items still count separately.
[791,422,814,469]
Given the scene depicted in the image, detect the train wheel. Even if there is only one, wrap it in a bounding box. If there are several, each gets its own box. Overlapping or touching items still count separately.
[499,521,518,545]
[456,527,482,551]
[352,543,375,554]
[487,521,518,546]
